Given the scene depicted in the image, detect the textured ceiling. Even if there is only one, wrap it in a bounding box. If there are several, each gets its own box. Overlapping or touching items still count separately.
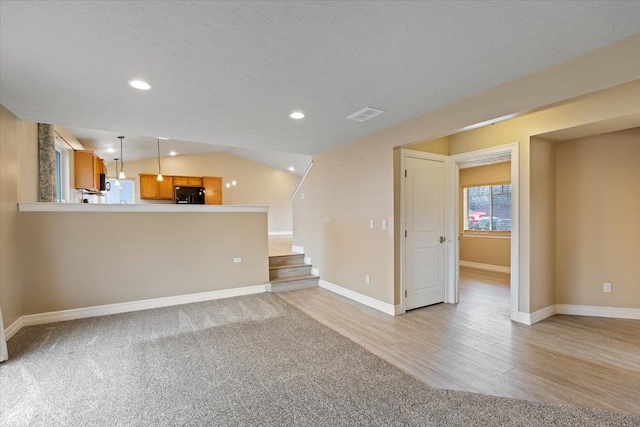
[2,2,640,155]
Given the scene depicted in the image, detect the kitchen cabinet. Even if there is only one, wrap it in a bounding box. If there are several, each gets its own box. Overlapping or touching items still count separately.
[139,174,174,200]
[140,174,221,203]
[75,150,105,192]
[174,176,202,187]
[203,176,222,205]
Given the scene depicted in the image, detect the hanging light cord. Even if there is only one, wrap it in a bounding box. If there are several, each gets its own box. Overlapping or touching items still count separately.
[119,136,124,174]
[157,138,162,174]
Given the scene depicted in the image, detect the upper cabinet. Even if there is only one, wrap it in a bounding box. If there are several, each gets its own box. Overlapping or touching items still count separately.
[139,174,222,204]
[139,174,175,200]
[174,176,203,187]
[203,176,222,205]
[74,150,105,192]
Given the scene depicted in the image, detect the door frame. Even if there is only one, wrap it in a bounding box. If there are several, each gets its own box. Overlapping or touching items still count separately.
[399,149,452,314]
[449,142,520,322]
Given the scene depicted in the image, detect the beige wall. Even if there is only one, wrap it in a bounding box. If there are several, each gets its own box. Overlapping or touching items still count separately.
[406,136,450,155]
[1,106,38,327]
[556,128,640,308]
[530,138,556,310]
[20,211,269,314]
[459,162,511,268]
[294,34,640,310]
[0,106,23,327]
[107,152,299,233]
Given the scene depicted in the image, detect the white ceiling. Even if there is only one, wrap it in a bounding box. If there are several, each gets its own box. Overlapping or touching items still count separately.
[2,2,640,155]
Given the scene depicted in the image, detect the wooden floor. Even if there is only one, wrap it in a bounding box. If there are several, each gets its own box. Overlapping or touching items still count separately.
[268,234,295,257]
[277,267,640,415]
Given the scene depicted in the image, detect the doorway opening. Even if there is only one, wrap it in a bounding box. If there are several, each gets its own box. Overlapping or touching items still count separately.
[399,143,520,322]
[450,143,519,321]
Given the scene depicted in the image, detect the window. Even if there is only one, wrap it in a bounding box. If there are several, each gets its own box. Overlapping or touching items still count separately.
[464,184,511,231]
[106,179,135,204]
[54,139,70,203]
[55,150,62,202]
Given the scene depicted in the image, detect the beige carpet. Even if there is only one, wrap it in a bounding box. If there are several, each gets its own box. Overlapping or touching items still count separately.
[1,293,637,426]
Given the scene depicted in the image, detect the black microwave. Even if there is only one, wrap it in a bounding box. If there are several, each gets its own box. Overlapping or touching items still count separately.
[174,186,205,204]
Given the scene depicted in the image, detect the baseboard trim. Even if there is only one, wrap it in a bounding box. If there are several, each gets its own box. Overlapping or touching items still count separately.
[304,256,311,265]
[292,245,304,254]
[8,285,266,334]
[394,305,405,316]
[319,279,395,316]
[518,305,557,325]
[459,261,510,274]
[4,317,24,341]
[310,267,319,276]
[556,304,640,320]
[268,231,293,236]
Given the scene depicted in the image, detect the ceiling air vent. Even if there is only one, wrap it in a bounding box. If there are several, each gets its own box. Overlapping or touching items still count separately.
[346,107,385,122]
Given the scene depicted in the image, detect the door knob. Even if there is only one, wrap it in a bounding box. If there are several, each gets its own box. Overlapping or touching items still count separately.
[439,236,446,244]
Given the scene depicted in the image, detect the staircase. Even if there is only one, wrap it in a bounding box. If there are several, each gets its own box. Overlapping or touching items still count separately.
[266,253,319,292]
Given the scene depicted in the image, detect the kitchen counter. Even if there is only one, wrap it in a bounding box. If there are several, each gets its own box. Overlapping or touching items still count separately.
[18,203,267,213]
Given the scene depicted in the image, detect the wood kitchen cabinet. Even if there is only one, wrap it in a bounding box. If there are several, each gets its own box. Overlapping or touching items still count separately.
[139,174,174,200]
[75,150,105,192]
[140,174,221,203]
[203,176,222,205]
[173,176,203,187]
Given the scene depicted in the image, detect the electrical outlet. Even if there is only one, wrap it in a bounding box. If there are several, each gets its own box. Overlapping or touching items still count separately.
[603,282,611,293]
[301,193,305,200]
[365,275,370,285]
[369,220,374,229]
[382,220,387,229]
[234,258,242,263]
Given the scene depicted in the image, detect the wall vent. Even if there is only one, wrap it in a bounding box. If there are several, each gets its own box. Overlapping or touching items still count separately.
[346,107,385,122]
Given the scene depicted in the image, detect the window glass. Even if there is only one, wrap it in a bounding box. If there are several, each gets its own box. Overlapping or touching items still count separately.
[106,179,135,204]
[464,184,511,231]
[55,149,62,202]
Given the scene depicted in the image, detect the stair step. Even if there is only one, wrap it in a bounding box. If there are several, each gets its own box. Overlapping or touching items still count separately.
[269,274,317,284]
[269,254,304,267]
[266,274,319,292]
[269,264,311,281]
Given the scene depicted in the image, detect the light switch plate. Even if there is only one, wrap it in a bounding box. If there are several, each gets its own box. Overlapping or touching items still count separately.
[369,220,374,229]
[234,258,242,263]
[603,282,611,293]
[382,220,387,229]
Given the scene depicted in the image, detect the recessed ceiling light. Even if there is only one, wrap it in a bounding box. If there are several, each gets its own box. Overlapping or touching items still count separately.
[157,137,169,140]
[289,111,305,119]
[231,180,237,186]
[128,80,152,90]
[288,166,295,171]
[107,147,115,153]
[169,151,176,156]
[226,183,231,188]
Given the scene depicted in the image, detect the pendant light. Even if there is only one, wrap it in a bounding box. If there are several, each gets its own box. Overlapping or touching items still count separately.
[118,136,126,179]
[156,137,163,181]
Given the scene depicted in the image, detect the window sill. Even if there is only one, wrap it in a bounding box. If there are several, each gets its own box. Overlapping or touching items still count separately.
[461,232,511,239]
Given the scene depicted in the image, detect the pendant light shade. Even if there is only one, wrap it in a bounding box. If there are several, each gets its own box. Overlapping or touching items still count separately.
[156,137,163,181]
[118,136,126,179]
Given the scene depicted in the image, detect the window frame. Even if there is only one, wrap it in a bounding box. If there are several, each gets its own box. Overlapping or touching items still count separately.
[462,180,511,236]
[54,138,70,203]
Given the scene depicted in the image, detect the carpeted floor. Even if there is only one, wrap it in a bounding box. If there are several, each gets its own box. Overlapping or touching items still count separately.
[1,293,638,426]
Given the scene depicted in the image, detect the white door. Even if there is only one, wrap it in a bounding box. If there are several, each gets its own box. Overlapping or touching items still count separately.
[404,156,445,310]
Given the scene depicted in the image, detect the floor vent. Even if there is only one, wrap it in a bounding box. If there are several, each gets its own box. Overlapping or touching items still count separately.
[346,107,385,122]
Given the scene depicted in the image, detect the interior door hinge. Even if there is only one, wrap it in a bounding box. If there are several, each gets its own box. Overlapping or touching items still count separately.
[405,290,407,298]
[404,169,407,177]
[405,230,407,238]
